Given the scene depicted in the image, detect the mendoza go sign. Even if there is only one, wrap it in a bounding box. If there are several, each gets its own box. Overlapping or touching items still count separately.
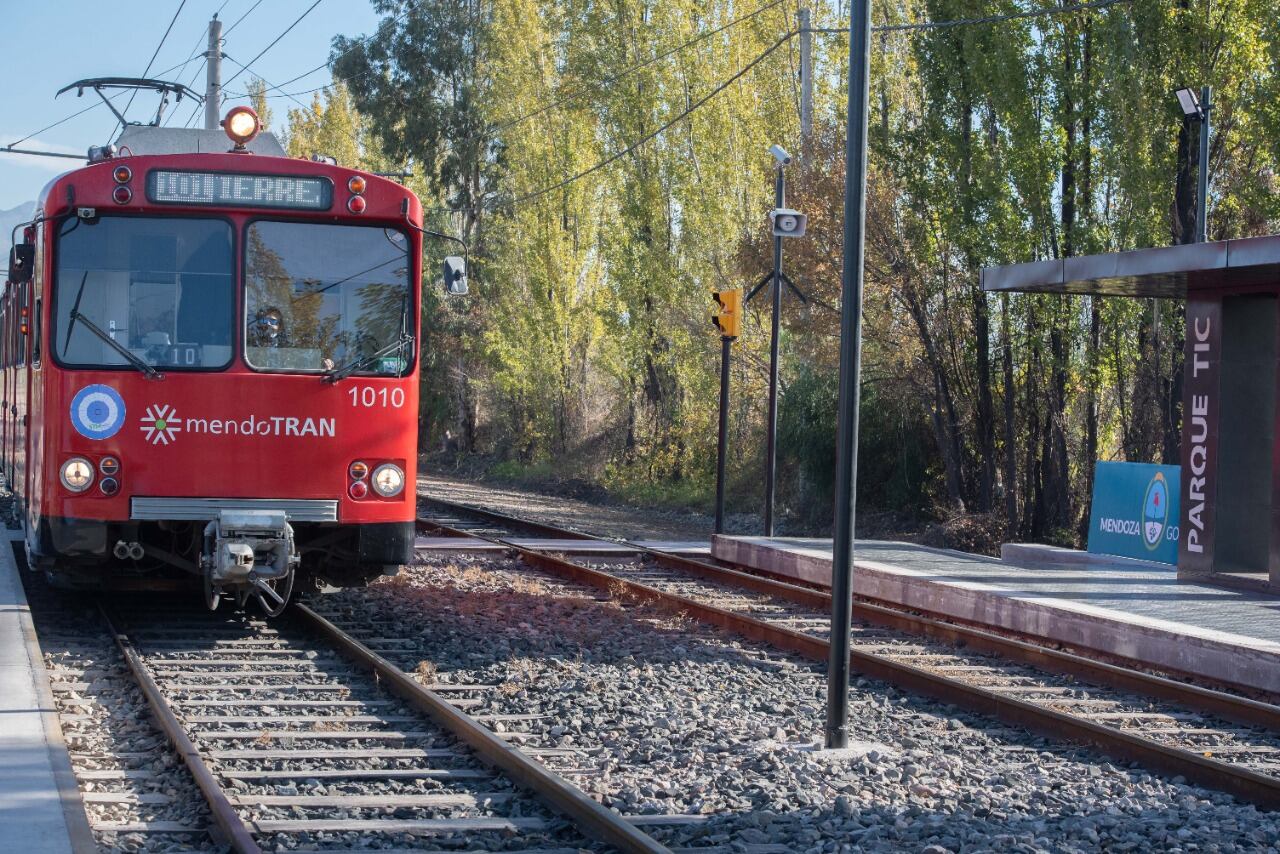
[1087,461,1180,566]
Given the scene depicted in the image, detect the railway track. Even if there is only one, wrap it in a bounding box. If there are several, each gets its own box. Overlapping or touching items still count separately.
[34,574,674,852]
[416,495,1280,812]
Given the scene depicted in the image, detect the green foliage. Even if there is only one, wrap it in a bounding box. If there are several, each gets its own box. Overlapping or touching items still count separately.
[323,0,1280,537]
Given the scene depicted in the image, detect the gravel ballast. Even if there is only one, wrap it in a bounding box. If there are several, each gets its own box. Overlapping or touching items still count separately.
[317,555,1280,853]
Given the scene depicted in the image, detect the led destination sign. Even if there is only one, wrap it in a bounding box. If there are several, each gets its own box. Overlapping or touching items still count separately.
[147,170,333,211]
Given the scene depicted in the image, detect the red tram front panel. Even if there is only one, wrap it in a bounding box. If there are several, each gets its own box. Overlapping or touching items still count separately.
[10,136,428,597]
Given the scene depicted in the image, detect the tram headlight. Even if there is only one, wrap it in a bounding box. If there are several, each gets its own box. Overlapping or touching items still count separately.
[60,457,94,493]
[222,106,261,149]
[371,463,405,497]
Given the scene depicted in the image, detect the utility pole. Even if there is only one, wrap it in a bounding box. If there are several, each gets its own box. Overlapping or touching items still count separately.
[204,15,223,131]
[764,164,785,538]
[826,0,872,750]
[798,7,813,161]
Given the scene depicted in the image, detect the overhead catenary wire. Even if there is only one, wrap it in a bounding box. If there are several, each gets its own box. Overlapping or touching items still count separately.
[497,33,793,211]
[119,0,189,127]
[224,0,265,37]
[491,0,786,134]
[222,0,323,89]
[812,0,1130,33]
[5,55,196,150]
[221,54,312,112]
[223,5,417,100]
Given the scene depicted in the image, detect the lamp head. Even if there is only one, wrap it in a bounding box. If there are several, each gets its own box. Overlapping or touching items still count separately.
[1175,87,1201,118]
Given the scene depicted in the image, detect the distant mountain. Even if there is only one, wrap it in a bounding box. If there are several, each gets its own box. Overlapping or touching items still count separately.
[0,202,35,243]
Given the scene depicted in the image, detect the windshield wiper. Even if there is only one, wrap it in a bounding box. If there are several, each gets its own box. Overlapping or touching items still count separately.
[323,333,413,384]
[69,310,163,380]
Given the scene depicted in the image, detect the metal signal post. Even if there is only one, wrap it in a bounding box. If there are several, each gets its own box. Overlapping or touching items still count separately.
[826,0,873,749]
[712,290,742,534]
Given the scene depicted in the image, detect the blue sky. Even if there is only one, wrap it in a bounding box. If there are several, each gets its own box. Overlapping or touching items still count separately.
[0,0,383,211]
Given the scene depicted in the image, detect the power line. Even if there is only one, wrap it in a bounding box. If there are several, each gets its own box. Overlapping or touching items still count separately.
[120,0,189,127]
[221,54,311,112]
[5,55,194,149]
[811,0,1130,34]
[223,0,323,89]
[498,33,793,210]
[491,0,786,134]
[224,0,265,36]
[170,0,233,84]
[6,92,126,149]
[225,5,416,100]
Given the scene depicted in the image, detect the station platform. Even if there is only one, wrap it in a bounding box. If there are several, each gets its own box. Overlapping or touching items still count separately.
[712,536,1280,694]
[0,534,92,852]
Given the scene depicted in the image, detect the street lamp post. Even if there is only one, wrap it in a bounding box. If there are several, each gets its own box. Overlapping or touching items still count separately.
[1175,85,1212,243]
[764,149,788,538]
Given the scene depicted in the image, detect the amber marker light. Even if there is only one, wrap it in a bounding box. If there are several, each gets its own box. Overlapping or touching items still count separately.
[113,165,132,183]
[222,106,261,149]
[348,175,367,195]
[349,461,369,480]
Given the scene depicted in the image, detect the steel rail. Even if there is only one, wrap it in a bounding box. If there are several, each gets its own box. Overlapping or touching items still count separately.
[99,605,262,854]
[419,495,1280,727]
[414,510,1280,811]
[291,602,671,854]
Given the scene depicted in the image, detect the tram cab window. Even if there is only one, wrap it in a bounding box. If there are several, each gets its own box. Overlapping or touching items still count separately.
[53,217,234,370]
[244,221,411,375]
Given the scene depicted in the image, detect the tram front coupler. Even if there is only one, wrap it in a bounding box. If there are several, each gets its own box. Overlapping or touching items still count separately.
[201,510,299,615]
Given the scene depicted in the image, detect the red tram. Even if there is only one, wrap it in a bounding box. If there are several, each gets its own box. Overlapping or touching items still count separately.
[3,108,454,614]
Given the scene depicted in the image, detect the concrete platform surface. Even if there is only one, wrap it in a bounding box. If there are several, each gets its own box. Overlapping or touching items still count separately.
[0,536,91,853]
[713,536,1280,693]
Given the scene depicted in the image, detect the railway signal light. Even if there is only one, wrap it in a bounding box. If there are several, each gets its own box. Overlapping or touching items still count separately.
[712,289,743,339]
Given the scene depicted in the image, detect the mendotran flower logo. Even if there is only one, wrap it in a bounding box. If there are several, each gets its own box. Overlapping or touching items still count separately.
[140,404,182,445]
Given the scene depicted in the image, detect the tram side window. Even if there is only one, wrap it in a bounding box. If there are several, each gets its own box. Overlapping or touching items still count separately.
[53,217,234,370]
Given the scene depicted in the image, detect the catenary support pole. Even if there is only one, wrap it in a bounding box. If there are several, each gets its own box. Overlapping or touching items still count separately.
[204,15,223,131]
[764,166,785,537]
[715,336,732,534]
[826,0,872,749]
[1196,85,1211,244]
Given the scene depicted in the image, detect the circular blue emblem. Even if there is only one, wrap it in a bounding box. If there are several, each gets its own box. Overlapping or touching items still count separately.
[70,385,126,440]
[1142,472,1168,550]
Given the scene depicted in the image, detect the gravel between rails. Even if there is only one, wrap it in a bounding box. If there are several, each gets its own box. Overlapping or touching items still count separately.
[23,582,220,853]
[318,555,1280,853]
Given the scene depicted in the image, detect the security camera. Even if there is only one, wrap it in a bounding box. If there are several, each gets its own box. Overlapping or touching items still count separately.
[769,144,792,166]
[770,208,807,237]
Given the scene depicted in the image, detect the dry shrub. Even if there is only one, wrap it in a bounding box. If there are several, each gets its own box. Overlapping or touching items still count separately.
[415,660,438,682]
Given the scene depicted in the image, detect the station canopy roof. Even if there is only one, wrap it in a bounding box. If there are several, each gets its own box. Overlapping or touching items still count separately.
[980,234,1280,298]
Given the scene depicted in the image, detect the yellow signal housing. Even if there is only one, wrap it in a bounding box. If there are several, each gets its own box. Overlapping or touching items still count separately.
[712,288,743,339]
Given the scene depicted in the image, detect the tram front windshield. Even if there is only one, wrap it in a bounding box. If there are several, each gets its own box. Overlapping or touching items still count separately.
[54,216,235,370]
[244,221,412,375]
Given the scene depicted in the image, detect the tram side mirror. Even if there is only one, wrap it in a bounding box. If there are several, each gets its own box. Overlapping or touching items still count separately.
[8,243,33,285]
[443,256,468,296]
